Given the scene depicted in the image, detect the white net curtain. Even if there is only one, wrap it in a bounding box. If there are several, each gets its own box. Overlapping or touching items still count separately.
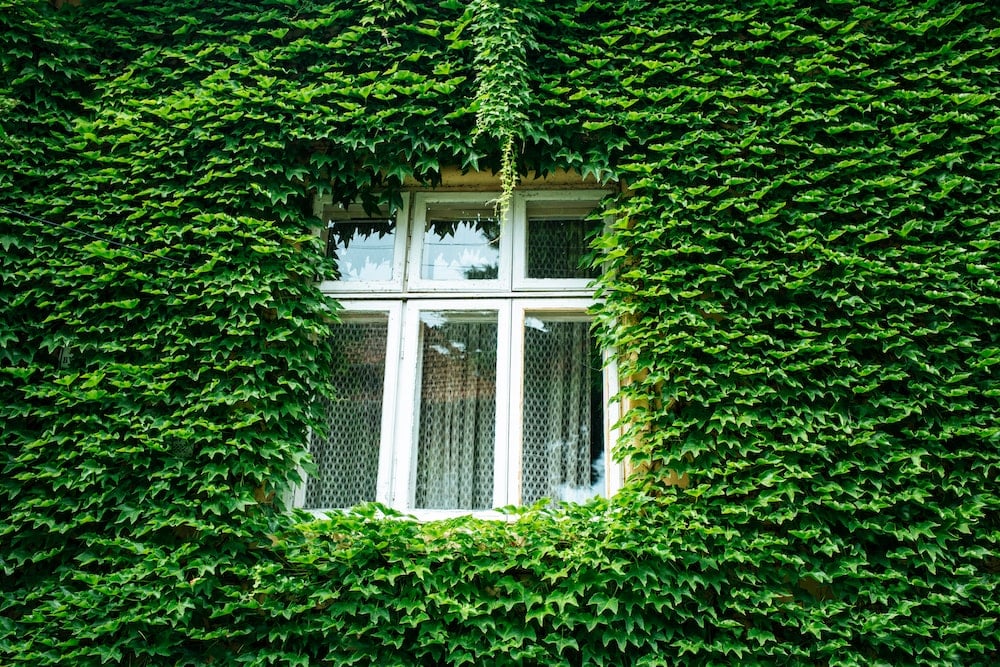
[304,319,387,509]
[521,318,604,505]
[414,312,497,509]
[305,313,604,510]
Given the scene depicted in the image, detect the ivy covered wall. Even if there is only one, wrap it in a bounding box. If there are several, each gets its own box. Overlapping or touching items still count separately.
[2,0,997,664]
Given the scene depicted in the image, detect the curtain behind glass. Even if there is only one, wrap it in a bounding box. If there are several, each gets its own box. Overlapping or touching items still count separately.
[521,318,602,505]
[525,217,600,280]
[414,312,498,509]
[304,319,387,509]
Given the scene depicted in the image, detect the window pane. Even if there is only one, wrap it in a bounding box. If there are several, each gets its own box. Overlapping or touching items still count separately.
[526,203,601,279]
[325,219,396,282]
[305,318,388,508]
[414,311,497,509]
[521,317,604,504]
[421,206,500,280]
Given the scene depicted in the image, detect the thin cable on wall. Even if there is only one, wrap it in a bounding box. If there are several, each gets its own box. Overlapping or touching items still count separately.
[0,205,193,268]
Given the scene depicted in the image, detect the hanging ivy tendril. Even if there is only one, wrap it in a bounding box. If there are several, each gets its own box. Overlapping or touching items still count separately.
[470,0,535,220]
[496,133,517,218]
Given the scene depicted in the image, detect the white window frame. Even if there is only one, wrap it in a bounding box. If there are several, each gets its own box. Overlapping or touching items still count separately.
[302,189,623,520]
[314,197,410,294]
[511,190,604,292]
[393,300,513,518]
[406,193,511,293]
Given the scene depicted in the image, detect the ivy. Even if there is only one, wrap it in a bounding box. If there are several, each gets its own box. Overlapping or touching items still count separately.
[468,0,544,217]
[2,0,999,665]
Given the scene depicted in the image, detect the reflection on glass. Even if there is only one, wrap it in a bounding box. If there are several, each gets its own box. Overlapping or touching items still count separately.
[521,317,604,505]
[325,219,395,282]
[421,206,500,280]
[305,317,388,508]
[414,311,498,509]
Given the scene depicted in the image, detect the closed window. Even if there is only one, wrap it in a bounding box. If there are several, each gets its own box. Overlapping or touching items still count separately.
[300,190,622,518]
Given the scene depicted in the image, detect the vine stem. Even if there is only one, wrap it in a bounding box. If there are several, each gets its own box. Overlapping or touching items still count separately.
[496,133,519,220]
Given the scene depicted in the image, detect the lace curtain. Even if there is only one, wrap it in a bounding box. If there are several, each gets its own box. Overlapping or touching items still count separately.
[521,319,600,505]
[414,314,497,509]
[304,320,387,509]
[305,313,600,510]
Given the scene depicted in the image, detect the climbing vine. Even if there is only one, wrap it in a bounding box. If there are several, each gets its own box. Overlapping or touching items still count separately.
[468,0,543,216]
[2,1,998,665]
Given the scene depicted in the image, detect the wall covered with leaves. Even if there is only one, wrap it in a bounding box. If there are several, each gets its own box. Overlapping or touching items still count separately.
[2,0,997,664]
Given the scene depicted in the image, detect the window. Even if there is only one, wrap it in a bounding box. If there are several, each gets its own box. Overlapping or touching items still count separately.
[298,190,622,518]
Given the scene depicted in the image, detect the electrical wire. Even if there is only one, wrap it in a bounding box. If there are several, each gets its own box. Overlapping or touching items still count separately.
[0,205,192,268]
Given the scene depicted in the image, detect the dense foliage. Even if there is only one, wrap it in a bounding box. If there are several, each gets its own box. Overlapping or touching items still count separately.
[2,0,997,664]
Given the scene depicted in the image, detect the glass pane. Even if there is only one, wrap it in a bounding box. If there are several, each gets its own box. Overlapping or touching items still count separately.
[414,311,498,509]
[421,206,500,280]
[526,203,601,279]
[325,219,395,282]
[521,317,604,504]
[305,318,388,508]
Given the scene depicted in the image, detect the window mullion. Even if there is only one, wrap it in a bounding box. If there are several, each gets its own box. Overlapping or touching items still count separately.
[505,302,527,507]
[602,347,625,499]
[392,303,422,510]
[375,303,404,506]
[491,302,515,508]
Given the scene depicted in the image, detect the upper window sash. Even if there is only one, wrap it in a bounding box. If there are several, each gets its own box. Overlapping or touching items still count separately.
[315,191,608,296]
[315,198,409,293]
[406,193,511,293]
[511,190,608,291]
